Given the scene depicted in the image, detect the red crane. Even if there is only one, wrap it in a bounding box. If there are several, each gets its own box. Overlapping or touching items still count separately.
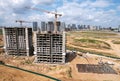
[25,6,62,33]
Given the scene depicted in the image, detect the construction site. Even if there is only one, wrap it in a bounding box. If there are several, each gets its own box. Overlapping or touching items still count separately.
[34,32,65,63]
[1,26,120,81]
[1,6,66,64]
[0,6,120,81]
[3,27,33,56]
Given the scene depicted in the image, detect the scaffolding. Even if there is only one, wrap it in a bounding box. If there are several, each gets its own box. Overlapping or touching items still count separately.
[34,32,66,64]
[3,27,33,56]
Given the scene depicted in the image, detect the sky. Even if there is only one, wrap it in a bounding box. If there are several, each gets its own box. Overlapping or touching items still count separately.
[0,0,120,27]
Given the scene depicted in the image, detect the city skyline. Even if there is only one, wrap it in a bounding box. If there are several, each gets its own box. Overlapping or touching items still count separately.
[0,0,120,27]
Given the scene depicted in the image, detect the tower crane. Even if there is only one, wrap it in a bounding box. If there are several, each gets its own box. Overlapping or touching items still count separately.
[16,20,32,27]
[25,6,62,33]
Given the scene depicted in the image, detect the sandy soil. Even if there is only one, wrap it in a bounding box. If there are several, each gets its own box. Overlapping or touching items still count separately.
[66,31,120,58]
[0,53,120,81]
[69,54,120,81]
[1,31,120,81]
[0,65,52,81]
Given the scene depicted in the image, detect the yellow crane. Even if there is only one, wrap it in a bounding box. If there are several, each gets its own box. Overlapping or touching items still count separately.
[25,6,62,33]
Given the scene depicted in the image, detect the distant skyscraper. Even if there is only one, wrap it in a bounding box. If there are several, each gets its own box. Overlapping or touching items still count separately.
[71,24,77,30]
[47,21,61,32]
[47,21,54,32]
[87,25,90,30]
[61,22,66,31]
[81,25,84,29]
[33,22,38,31]
[67,24,71,28]
[118,25,120,32]
[41,21,46,31]
[99,26,102,30]
[77,25,80,30]
[83,25,86,29]
[56,21,61,32]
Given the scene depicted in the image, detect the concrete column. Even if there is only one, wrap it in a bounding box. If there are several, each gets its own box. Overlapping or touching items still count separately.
[25,28,29,56]
[2,28,7,55]
[50,34,53,63]
[62,31,66,63]
[62,55,65,63]
[33,32,37,62]
[15,28,19,55]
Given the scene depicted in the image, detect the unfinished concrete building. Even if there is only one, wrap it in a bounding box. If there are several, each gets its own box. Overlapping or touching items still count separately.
[3,27,33,56]
[34,31,66,64]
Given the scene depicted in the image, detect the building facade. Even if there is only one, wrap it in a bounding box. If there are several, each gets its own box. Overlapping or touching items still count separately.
[3,27,33,56]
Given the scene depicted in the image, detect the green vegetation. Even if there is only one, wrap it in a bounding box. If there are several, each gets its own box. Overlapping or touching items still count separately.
[81,31,117,36]
[24,59,32,64]
[74,38,111,49]
[66,31,120,59]
[75,38,98,43]
[67,45,120,59]
[112,40,120,44]
[67,31,119,39]
[66,67,72,78]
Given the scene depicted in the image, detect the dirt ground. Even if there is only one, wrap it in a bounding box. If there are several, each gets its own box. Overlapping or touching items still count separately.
[0,65,53,81]
[66,31,120,58]
[69,54,120,81]
[0,54,120,81]
[1,31,120,81]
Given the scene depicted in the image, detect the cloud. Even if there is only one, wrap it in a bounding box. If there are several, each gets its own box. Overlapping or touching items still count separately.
[73,0,112,8]
[0,0,55,26]
[0,0,55,14]
[0,0,119,27]
[90,0,111,8]
[0,0,32,15]
[57,0,119,27]
[32,0,55,5]
[117,5,120,10]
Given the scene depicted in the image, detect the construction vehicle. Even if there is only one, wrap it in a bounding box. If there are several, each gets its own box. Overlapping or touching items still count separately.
[16,20,32,27]
[25,6,62,33]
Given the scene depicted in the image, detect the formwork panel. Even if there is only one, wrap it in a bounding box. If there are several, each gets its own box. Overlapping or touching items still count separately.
[3,27,33,56]
[76,64,117,74]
